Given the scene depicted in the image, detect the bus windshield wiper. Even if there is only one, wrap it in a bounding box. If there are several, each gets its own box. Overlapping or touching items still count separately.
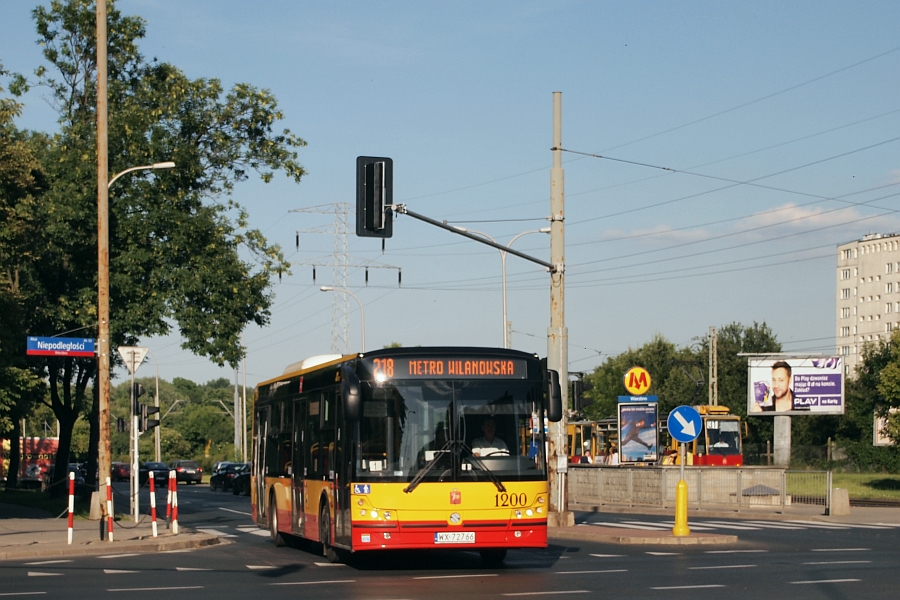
[404,439,454,494]
[462,442,506,493]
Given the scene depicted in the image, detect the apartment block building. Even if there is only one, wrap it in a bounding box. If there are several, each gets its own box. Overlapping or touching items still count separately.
[836,233,900,375]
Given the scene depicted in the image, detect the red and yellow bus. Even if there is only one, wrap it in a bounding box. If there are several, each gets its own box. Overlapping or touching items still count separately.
[250,347,562,564]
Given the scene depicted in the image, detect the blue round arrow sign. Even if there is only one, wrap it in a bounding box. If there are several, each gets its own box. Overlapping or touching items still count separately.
[667,405,702,443]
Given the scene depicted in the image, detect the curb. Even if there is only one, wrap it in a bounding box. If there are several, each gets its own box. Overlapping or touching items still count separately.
[0,534,222,562]
[550,525,737,546]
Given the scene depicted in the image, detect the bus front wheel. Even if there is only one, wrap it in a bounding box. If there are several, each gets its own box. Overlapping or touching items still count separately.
[269,495,286,547]
[319,500,339,562]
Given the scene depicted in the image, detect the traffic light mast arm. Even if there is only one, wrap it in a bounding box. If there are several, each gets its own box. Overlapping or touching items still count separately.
[390,204,557,273]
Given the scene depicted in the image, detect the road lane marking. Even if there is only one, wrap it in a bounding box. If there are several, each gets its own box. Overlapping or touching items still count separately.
[219,507,252,516]
[27,572,63,577]
[650,521,718,531]
[789,579,861,585]
[196,528,236,537]
[108,586,204,592]
[555,569,628,574]
[594,523,667,531]
[651,585,725,590]
[247,565,278,570]
[803,560,871,565]
[176,567,212,571]
[705,550,767,554]
[688,564,756,570]
[24,560,71,565]
[783,521,849,529]
[692,521,760,531]
[314,562,348,567]
[97,554,139,559]
[0,593,47,597]
[104,570,139,574]
[789,520,889,530]
[739,521,805,530]
[270,580,357,586]
[589,554,624,558]
[414,574,499,580]
[810,548,870,552]
[645,552,680,556]
[503,592,590,596]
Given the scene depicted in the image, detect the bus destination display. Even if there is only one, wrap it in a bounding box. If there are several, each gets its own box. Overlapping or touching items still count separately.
[365,357,528,380]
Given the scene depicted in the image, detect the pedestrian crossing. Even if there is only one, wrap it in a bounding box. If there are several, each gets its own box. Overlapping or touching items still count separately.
[589,518,900,532]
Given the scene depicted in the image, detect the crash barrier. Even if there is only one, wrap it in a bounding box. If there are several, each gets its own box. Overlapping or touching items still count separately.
[568,465,832,514]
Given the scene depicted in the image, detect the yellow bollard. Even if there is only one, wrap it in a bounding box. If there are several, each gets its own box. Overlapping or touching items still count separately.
[672,479,690,537]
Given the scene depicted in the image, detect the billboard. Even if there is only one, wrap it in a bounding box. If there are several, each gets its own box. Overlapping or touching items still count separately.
[617,402,658,464]
[747,356,844,416]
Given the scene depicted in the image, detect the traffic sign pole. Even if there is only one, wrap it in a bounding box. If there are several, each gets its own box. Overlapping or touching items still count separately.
[672,443,690,537]
[667,406,701,538]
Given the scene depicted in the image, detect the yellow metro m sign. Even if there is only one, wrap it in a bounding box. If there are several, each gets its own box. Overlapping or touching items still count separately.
[623,366,652,396]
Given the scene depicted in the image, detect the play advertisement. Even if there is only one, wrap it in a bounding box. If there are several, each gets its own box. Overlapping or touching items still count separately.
[617,403,658,464]
[747,356,844,416]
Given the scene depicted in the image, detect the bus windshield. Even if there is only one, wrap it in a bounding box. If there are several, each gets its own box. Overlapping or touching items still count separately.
[705,419,741,456]
[355,379,546,484]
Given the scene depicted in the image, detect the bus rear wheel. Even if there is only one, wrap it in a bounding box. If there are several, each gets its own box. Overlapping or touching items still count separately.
[480,548,507,566]
[269,495,285,547]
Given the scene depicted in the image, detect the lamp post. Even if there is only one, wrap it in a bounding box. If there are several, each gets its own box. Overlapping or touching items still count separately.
[320,287,366,352]
[454,227,551,349]
[96,161,174,536]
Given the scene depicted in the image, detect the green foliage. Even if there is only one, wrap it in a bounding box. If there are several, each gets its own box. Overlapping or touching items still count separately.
[841,440,900,473]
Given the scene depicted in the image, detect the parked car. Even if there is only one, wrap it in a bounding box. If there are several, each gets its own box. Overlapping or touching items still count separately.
[169,460,202,484]
[209,462,246,492]
[111,462,130,482]
[139,462,169,487]
[232,464,251,496]
[41,464,89,498]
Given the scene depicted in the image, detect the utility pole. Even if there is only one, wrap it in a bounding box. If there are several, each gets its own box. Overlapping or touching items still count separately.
[708,326,718,406]
[234,366,241,461]
[95,0,112,538]
[547,92,573,527]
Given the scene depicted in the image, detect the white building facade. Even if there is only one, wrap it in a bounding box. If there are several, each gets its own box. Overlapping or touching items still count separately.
[836,233,900,375]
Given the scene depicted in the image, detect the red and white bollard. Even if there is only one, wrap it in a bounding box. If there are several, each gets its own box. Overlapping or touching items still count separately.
[171,474,179,535]
[149,471,158,538]
[166,470,173,529]
[106,476,114,542]
[67,471,75,544]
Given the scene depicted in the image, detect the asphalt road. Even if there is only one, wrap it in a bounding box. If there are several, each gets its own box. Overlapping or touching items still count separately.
[2,484,898,599]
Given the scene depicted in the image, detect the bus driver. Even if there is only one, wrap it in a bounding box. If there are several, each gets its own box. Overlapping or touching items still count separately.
[471,417,509,457]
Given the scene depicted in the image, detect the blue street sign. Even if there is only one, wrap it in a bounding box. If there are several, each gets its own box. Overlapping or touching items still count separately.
[27,336,95,357]
[667,405,702,443]
[618,395,659,403]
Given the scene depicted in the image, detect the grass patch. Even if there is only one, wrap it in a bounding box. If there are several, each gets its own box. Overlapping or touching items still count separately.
[0,487,92,518]
[832,473,900,501]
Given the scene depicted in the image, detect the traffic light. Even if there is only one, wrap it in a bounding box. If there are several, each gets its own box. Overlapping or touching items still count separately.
[131,383,145,416]
[355,156,393,238]
[139,404,160,432]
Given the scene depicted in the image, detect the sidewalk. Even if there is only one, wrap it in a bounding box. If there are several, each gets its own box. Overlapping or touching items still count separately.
[0,503,220,561]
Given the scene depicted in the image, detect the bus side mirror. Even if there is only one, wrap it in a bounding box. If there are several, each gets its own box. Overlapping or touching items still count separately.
[341,365,361,422]
[547,369,562,422]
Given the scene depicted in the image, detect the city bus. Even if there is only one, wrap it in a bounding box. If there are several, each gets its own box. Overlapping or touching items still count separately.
[250,347,562,564]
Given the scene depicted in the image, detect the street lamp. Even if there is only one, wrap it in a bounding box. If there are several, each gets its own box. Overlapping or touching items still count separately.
[96,160,174,536]
[320,286,366,352]
[454,227,551,349]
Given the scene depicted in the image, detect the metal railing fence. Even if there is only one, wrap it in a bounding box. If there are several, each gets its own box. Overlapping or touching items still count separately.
[568,465,830,512]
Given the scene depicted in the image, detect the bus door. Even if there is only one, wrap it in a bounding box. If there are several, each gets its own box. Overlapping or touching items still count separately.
[291,399,305,534]
[254,407,268,523]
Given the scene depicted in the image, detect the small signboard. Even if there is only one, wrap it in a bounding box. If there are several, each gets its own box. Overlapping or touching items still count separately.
[618,395,659,403]
[26,337,95,357]
[667,405,702,443]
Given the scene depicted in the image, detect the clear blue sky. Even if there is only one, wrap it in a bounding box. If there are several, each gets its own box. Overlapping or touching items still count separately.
[3,1,899,388]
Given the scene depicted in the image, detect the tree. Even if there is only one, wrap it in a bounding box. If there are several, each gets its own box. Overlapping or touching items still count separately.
[5,0,305,493]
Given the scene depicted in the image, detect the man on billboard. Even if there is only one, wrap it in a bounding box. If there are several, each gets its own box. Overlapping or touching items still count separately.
[751,361,809,412]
